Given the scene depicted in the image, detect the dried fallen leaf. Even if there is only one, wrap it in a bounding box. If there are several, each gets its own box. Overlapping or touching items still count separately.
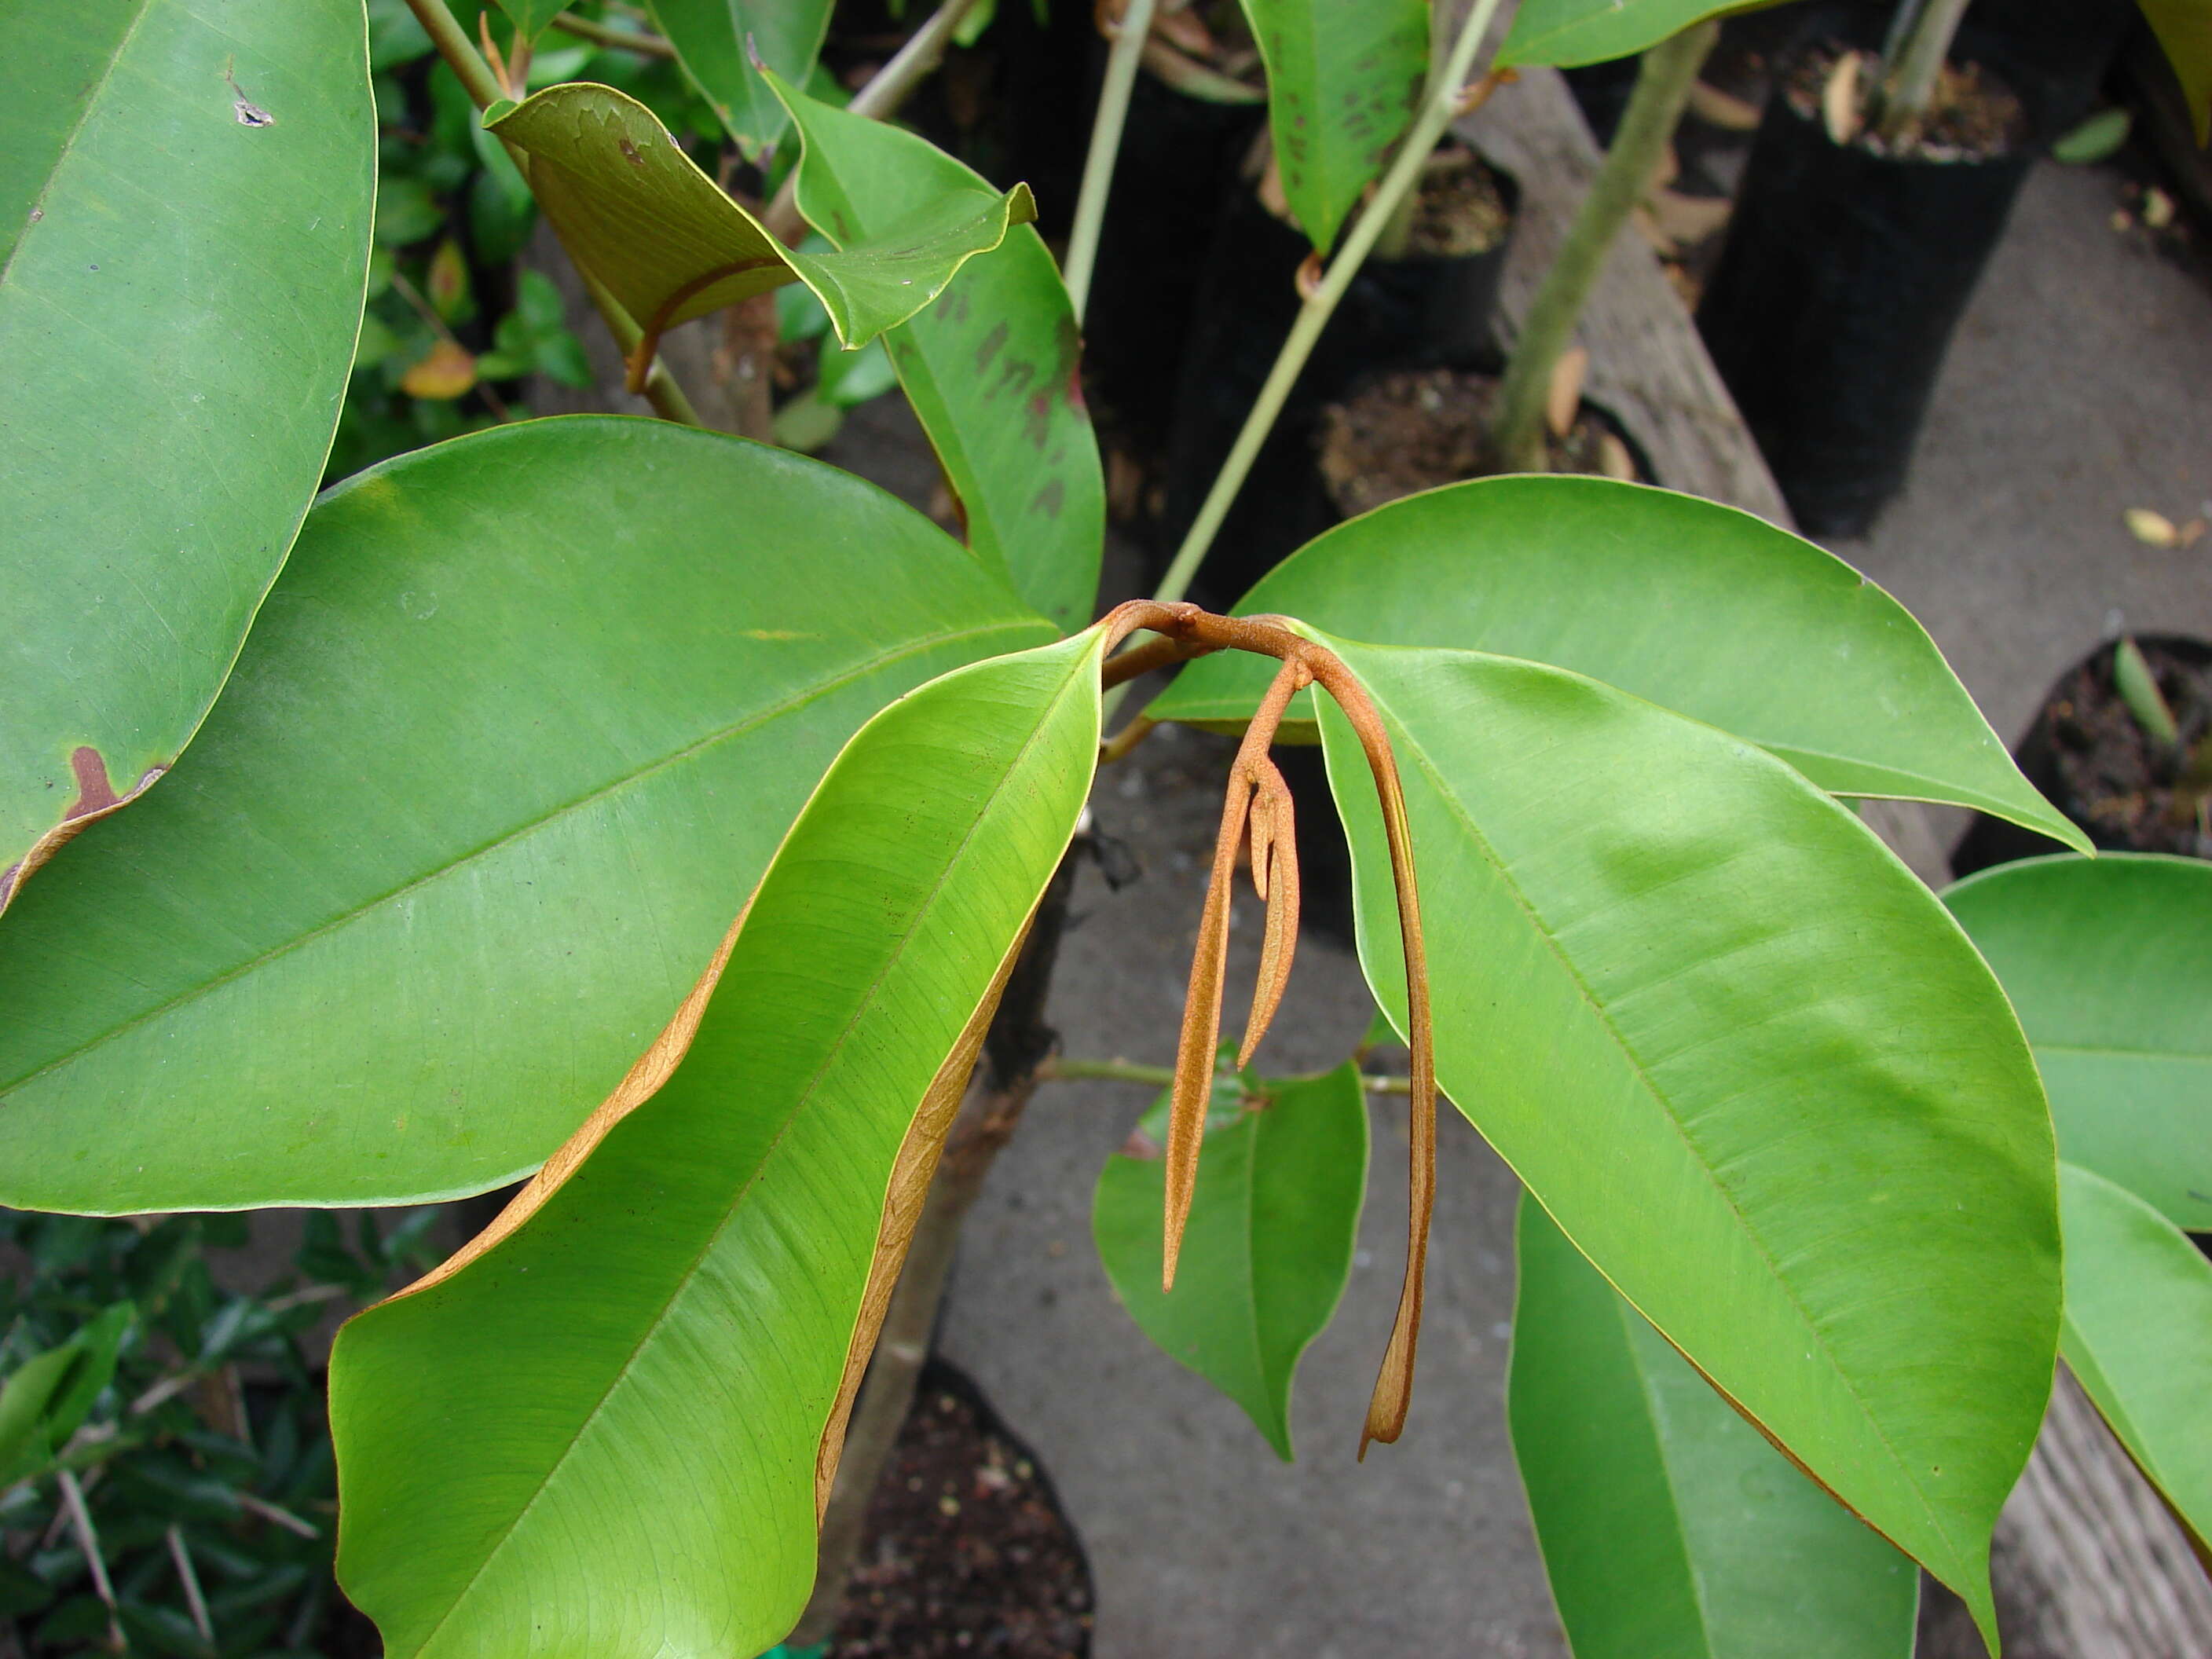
[2124,507,2181,548]
[399,339,477,401]
[2142,186,2176,229]
[1822,50,1864,147]
[1687,79,1762,132]
[1597,432,1638,481]
[1649,189,1733,247]
[1546,346,1589,441]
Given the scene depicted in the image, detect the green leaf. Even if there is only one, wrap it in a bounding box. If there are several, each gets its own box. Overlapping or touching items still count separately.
[0,1303,133,1485]
[1237,0,1430,251]
[1153,478,2086,854]
[2051,106,2133,164]
[331,625,1105,1659]
[1510,1198,1919,1658]
[2057,1163,2212,1554]
[486,83,1035,353]
[648,0,835,157]
[767,72,1104,635]
[2139,0,2212,145]
[1313,634,2059,1643]
[486,0,562,48]
[1499,0,1770,68]
[0,418,1057,1214]
[0,0,375,910]
[1944,855,2212,1233]
[1093,1063,1368,1459]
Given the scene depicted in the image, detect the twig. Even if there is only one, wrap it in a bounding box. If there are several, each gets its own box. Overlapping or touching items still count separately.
[1141,0,1511,618]
[56,1470,121,1652]
[167,1525,214,1643]
[1062,0,1160,323]
[761,0,987,245]
[236,1492,320,1539]
[550,9,676,57]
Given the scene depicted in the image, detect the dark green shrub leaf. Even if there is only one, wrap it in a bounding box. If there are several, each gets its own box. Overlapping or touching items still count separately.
[649,0,835,157]
[1313,632,2058,1643]
[0,419,1055,1213]
[1944,854,2212,1232]
[1511,1196,1918,1657]
[2057,1161,2212,1554]
[1154,478,2086,853]
[1238,0,1430,251]
[1093,1063,1368,1459]
[332,626,1106,1658]
[768,71,1104,634]
[1500,0,1767,68]
[0,0,374,911]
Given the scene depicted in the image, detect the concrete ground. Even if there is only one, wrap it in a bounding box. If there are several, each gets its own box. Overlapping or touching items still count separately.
[829,154,2212,1657]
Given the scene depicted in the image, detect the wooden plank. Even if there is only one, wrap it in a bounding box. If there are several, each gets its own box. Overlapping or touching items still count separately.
[1456,67,1794,526]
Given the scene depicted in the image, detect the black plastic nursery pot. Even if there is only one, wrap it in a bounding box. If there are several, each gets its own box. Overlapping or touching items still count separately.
[1951,633,2212,876]
[1156,145,1522,606]
[1695,44,2040,540]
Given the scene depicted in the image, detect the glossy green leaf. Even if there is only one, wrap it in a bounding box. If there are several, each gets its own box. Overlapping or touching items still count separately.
[332,626,1105,1659]
[1499,0,1770,68]
[486,0,562,47]
[1313,633,2059,1642]
[2057,1163,2212,1553]
[0,1303,133,1485]
[1944,855,2211,1234]
[2139,0,2212,144]
[648,0,835,157]
[1510,1199,1918,1658]
[487,83,1034,353]
[0,0,374,910]
[1093,1063,1368,1459]
[767,72,1104,635]
[1237,0,1430,251]
[1153,478,2086,854]
[0,418,1055,1214]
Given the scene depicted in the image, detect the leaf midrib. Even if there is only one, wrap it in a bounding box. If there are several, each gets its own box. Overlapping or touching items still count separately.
[1369,696,1963,1571]
[1,618,1040,1095]
[0,0,158,288]
[408,641,1095,1654]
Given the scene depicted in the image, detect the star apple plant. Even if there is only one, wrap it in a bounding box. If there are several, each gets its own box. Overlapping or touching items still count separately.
[5,2,2202,1656]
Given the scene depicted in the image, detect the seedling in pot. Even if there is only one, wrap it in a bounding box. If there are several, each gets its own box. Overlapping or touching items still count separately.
[2114,635,2212,837]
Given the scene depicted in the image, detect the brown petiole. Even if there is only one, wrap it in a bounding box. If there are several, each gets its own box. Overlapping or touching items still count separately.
[1095,600,1437,1457]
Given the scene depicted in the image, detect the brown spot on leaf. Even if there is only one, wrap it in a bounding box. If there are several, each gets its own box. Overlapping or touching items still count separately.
[1031,478,1065,518]
[974,320,1009,376]
[618,137,645,167]
[1024,390,1052,449]
[0,747,167,914]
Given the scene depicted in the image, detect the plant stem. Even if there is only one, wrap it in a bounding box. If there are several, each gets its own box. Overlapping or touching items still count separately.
[549,9,676,57]
[761,0,985,244]
[1875,0,1970,143]
[1144,0,1510,610]
[402,0,705,427]
[1489,20,1717,473]
[1063,0,1159,324]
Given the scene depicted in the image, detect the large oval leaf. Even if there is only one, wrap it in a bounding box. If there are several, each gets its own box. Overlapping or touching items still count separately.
[331,627,1104,1659]
[1152,478,2086,853]
[2140,0,2212,143]
[1238,0,1430,251]
[0,418,1054,1214]
[487,83,1034,353]
[648,0,833,159]
[1945,855,2212,1233]
[1510,1198,1919,1659]
[1093,1062,1368,1459]
[1499,0,1761,68]
[1312,634,2058,1643]
[0,0,374,909]
[2056,1161,2212,1555]
[768,71,1104,635]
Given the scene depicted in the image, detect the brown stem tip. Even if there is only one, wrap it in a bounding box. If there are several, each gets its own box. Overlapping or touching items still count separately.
[1097,602,1438,1453]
